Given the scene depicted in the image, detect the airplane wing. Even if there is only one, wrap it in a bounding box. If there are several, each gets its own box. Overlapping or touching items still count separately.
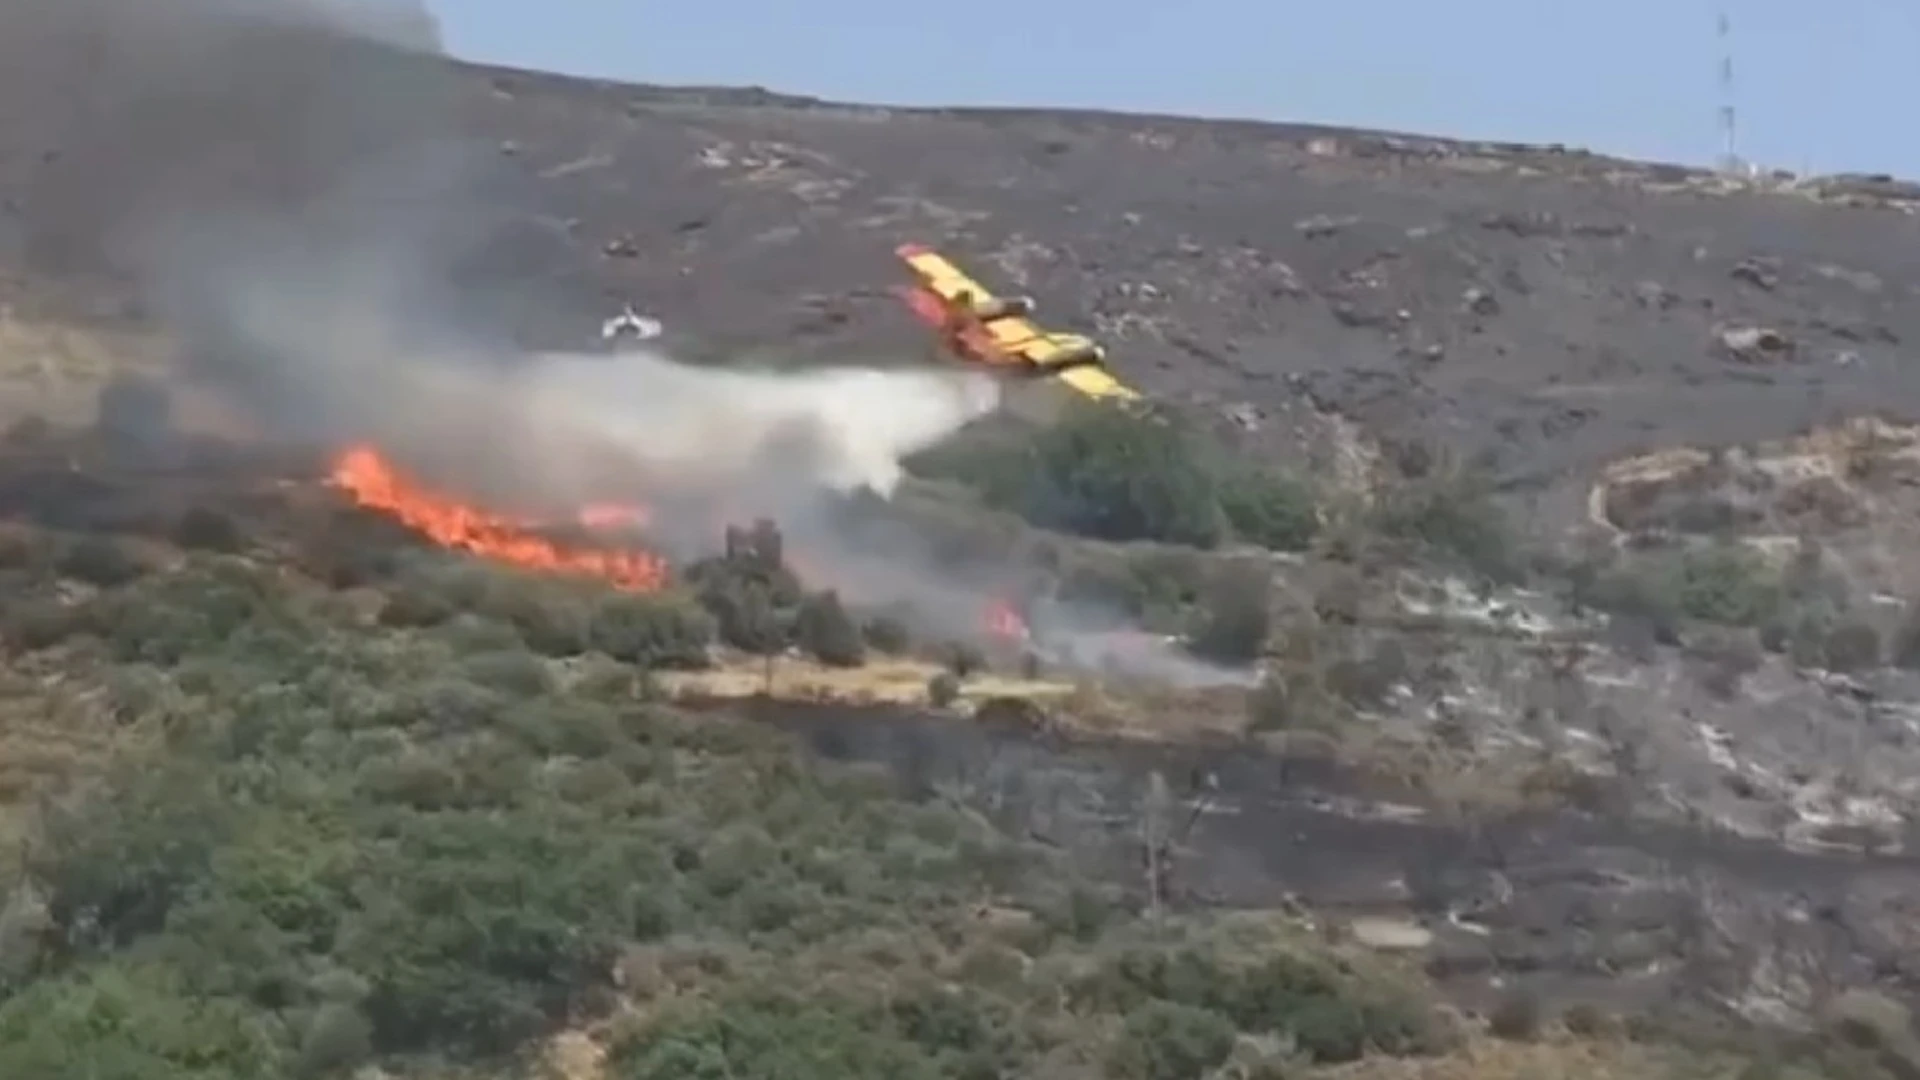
[895,243,1140,402]
[1056,364,1140,402]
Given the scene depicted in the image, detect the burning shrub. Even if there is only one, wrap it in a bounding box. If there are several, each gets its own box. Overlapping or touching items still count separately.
[794,590,866,668]
[586,592,715,670]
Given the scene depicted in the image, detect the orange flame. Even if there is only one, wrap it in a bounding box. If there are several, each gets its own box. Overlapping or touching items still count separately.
[328,444,668,591]
[578,502,650,531]
[984,597,1029,642]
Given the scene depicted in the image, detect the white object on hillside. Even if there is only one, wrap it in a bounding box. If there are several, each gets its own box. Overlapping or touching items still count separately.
[601,305,663,342]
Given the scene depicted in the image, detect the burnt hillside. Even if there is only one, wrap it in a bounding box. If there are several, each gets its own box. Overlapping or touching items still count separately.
[448,62,1920,489]
[6,44,1920,491]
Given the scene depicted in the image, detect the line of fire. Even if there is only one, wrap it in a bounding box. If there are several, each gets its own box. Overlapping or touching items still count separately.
[0,244,1175,676]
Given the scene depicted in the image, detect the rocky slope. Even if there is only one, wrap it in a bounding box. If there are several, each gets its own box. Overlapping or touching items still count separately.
[7,44,1920,487]
[438,67,1920,487]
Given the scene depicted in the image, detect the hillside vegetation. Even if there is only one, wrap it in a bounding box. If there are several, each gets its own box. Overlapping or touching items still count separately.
[0,494,1905,1078]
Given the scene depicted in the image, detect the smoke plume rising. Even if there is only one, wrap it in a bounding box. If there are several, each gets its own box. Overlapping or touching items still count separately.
[0,0,997,536]
[0,0,1255,682]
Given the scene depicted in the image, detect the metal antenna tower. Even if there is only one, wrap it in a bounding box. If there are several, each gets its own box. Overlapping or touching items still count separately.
[1716,8,1743,173]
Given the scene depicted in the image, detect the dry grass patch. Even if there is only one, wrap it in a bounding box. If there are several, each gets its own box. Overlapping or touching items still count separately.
[656,652,1076,707]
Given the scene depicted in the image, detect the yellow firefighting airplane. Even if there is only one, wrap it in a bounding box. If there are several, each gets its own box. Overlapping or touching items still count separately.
[893,243,1140,403]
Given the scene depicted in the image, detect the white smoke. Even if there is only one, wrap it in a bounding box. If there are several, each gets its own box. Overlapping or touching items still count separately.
[517,348,1002,498]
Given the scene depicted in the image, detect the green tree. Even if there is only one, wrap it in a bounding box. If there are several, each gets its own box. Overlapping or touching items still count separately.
[1022,403,1224,547]
[1111,1001,1237,1080]
[794,590,866,667]
[586,592,715,668]
[615,995,942,1080]
[1218,469,1319,552]
[0,963,279,1080]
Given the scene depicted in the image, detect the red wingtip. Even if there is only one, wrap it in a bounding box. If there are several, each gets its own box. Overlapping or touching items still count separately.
[897,285,948,328]
[895,242,932,258]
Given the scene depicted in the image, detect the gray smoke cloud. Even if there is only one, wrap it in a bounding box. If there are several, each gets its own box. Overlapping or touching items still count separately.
[0,0,995,522]
[0,0,1254,683]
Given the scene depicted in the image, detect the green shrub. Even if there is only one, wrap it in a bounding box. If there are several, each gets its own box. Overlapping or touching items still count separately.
[1077,946,1439,1065]
[0,963,279,1079]
[1245,674,1295,733]
[0,553,1462,1077]
[458,647,554,697]
[1218,469,1319,552]
[172,507,246,554]
[1488,994,1542,1040]
[1025,404,1225,546]
[945,642,986,678]
[927,672,961,707]
[913,403,1231,547]
[339,809,642,1056]
[614,994,941,1080]
[861,613,912,653]
[1823,620,1883,673]
[376,585,458,629]
[294,1002,374,1076]
[1186,564,1272,665]
[587,592,715,668]
[1371,469,1520,582]
[1112,1001,1237,1080]
[1670,544,1782,626]
[480,584,591,657]
[2,596,92,652]
[57,536,145,588]
[794,590,866,667]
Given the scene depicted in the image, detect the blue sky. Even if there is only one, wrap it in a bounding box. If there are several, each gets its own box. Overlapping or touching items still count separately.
[435,0,1918,178]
